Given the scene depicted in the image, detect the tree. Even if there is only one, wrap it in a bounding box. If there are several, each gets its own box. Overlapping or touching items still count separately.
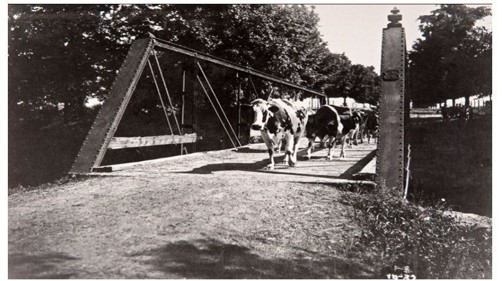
[320,52,352,105]
[347,64,380,105]
[408,4,491,107]
[322,57,380,106]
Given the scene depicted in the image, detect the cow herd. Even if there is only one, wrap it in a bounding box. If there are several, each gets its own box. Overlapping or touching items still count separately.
[251,98,378,170]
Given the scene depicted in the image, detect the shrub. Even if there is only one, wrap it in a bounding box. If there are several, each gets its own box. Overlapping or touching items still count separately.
[342,185,491,279]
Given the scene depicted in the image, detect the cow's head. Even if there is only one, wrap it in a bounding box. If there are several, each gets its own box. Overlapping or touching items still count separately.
[250,99,281,131]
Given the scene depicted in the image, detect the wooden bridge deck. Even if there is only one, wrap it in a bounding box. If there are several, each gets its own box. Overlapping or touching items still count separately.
[104,139,377,185]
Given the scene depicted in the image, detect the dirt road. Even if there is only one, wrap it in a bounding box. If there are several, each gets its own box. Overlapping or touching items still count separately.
[9,140,377,278]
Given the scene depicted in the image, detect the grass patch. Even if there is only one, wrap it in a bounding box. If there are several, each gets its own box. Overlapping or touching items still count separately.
[341,185,491,279]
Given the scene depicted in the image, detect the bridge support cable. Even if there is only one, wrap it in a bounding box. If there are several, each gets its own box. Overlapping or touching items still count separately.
[248,75,259,100]
[153,50,182,134]
[196,74,238,149]
[147,59,174,135]
[197,61,242,147]
[181,70,187,155]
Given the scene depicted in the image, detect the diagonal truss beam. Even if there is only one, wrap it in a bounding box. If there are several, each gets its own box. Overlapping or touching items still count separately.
[70,39,154,174]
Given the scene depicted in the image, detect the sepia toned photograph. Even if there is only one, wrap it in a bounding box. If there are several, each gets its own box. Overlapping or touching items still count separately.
[7,2,492,279]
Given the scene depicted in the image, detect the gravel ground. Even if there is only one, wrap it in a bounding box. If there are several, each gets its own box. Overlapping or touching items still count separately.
[9,140,377,278]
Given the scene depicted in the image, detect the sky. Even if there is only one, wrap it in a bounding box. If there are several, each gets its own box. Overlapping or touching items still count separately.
[314,4,492,73]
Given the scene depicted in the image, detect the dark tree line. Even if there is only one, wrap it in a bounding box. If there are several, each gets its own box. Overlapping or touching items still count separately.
[409,4,492,107]
[8,4,380,188]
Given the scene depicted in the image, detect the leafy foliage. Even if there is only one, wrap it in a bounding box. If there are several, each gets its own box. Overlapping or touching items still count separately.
[409,4,491,106]
[342,186,491,279]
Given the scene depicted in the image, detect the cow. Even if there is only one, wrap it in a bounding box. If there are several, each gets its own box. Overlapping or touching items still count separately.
[364,111,379,143]
[338,110,364,157]
[305,105,344,161]
[352,109,378,144]
[326,105,363,148]
[250,98,308,170]
[351,109,368,145]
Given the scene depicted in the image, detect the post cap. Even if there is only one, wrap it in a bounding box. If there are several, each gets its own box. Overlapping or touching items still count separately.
[387,7,402,28]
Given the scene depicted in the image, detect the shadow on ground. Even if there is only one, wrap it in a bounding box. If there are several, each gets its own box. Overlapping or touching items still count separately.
[178,160,342,181]
[181,147,376,181]
[131,239,371,279]
[8,252,80,279]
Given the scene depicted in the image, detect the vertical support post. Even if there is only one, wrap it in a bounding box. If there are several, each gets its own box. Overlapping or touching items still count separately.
[237,73,242,139]
[192,77,197,153]
[181,70,186,155]
[376,8,408,189]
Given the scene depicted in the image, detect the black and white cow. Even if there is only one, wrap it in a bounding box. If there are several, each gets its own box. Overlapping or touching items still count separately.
[351,109,368,145]
[338,110,364,157]
[251,99,308,170]
[305,105,343,161]
[363,111,379,143]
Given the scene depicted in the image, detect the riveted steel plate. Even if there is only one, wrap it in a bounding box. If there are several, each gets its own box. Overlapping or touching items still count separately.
[376,23,407,188]
[70,38,154,174]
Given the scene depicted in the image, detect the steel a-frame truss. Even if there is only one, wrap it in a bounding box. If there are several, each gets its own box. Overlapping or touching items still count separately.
[70,35,326,174]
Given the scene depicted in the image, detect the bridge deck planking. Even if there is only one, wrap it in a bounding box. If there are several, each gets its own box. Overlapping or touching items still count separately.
[98,138,377,186]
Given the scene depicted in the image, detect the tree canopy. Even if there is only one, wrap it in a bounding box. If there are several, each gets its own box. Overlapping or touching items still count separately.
[9,4,380,118]
[408,4,491,107]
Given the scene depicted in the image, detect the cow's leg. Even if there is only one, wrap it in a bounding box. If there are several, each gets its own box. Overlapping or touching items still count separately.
[261,130,276,170]
[321,134,329,148]
[340,135,347,158]
[352,129,358,146]
[306,136,315,160]
[289,135,301,166]
[327,136,336,161]
[271,133,279,152]
[276,139,282,152]
[283,133,294,166]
